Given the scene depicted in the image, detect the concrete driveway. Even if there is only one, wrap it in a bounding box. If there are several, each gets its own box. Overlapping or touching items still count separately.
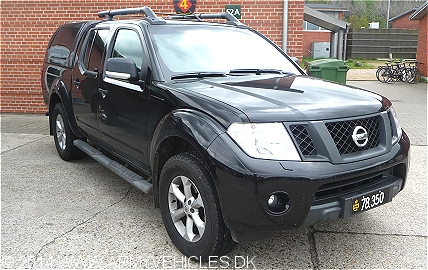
[1,81,426,269]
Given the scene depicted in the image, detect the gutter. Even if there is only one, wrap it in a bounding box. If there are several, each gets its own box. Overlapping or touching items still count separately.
[283,0,288,52]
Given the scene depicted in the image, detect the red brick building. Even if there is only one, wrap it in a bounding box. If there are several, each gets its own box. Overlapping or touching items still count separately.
[410,2,428,77]
[0,0,304,114]
[389,8,420,29]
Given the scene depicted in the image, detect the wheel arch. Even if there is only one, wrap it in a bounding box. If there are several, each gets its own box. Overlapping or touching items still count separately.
[48,80,84,138]
[150,109,226,208]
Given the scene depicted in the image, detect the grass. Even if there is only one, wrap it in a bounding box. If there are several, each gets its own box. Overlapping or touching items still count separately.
[345,59,377,69]
[301,57,386,70]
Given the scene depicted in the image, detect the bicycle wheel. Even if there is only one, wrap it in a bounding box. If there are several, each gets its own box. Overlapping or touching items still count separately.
[386,69,397,84]
[405,68,416,83]
[376,67,390,83]
[376,67,382,82]
[409,68,421,84]
[400,68,413,83]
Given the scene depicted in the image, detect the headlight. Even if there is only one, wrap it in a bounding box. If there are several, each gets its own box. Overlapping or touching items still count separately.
[227,122,301,161]
[390,107,402,142]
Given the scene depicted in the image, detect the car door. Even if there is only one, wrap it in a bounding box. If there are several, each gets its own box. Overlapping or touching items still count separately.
[99,26,150,171]
[72,27,109,139]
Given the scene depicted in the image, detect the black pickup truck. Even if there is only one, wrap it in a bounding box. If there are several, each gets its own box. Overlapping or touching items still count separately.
[41,7,410,260]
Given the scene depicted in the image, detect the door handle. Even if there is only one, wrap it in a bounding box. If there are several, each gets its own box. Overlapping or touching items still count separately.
[74,79,80,88]
[98,88,108,99]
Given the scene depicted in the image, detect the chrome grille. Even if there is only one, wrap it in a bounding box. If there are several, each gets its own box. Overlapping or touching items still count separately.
[325,116,380,155]
[289,125,317,156]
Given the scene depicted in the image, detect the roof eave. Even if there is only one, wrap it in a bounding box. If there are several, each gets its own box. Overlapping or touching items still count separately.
[410,2,428,20]
[388,8,417,22]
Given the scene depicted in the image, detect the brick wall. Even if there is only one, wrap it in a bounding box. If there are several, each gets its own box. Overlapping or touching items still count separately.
[302,31,330,57]
[416,15,427,77]
[391,13,420,30]
[0,0,303,114]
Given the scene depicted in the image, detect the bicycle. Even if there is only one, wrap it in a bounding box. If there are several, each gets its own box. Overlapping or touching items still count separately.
[376,61,413,84]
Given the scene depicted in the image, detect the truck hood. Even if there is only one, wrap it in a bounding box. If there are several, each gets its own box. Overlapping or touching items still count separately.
[170,74,385,122]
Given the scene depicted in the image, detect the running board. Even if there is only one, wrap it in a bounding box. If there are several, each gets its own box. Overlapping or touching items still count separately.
[73,140,153,194]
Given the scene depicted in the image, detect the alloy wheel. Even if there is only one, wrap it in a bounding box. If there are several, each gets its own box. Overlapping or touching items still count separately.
[55,114,66,150]
[168,176,206,242]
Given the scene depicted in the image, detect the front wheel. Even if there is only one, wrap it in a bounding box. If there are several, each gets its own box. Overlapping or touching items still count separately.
[52,103,84,160]
[376,67,390,83]
[159,153,236,261]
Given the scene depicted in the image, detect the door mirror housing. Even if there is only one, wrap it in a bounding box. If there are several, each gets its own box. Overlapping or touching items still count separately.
[105,58,139,81]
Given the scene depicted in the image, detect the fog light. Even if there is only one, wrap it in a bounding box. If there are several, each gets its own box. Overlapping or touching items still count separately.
[268,195,278,206]
[267,192,290,214]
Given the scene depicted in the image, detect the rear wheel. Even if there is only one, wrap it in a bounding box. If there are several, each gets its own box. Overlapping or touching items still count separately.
[399,68,412,83]
[159,152,236,261]
[386,69,399,84]
[409,68,421,84]
[52,103,84,160]
[376,67,390,83]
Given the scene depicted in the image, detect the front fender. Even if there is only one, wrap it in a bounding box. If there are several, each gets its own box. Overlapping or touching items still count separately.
[150,109,227,164]
[150,109,227,207]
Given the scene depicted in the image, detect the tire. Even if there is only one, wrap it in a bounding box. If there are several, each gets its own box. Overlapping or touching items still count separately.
[403,68,415,83]
[376,67,390,83]
[409,69,421,84]
[398,68,411,83]
[159,152,236,261]
[386,69,398,84]
[52,103,84,161]
[376,67,384,82]
[375,68,381,82]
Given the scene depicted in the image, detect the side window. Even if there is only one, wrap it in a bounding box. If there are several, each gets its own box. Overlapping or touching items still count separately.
[110,29,143,70]
[48,24,82,66]
[82,29,109,72]
[83,30,96,69]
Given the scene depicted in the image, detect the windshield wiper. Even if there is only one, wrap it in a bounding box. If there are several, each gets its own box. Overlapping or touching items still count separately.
[229,69,286,75]
[171,72,226,80]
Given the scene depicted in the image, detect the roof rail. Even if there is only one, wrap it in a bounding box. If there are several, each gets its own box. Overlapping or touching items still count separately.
[169,12,247,28]
[98,7,165,24]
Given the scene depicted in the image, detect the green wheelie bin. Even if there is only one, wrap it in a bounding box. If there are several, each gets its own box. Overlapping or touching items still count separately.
[307,59,350,84]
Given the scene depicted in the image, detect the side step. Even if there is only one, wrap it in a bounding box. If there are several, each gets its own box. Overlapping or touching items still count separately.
[73,140,153,194]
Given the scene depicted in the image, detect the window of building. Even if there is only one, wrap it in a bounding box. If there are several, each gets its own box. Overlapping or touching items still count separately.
[303,21,327,31]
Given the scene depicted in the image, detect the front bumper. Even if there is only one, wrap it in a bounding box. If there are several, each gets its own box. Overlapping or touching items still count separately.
[302,176,402,226]
[206,131,410,243]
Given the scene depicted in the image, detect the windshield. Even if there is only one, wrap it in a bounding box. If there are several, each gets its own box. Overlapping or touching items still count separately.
[149,24,302,80]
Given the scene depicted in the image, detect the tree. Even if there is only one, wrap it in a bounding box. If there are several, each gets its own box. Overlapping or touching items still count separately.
[305,0,427,29]
[349,15,370,28]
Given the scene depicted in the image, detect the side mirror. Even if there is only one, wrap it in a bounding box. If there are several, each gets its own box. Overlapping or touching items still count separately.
[105,58,139,81]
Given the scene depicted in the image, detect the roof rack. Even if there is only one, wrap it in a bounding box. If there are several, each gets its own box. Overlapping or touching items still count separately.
[169,12,247,28]
[98,7,165,24]
[97,7,247,27]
